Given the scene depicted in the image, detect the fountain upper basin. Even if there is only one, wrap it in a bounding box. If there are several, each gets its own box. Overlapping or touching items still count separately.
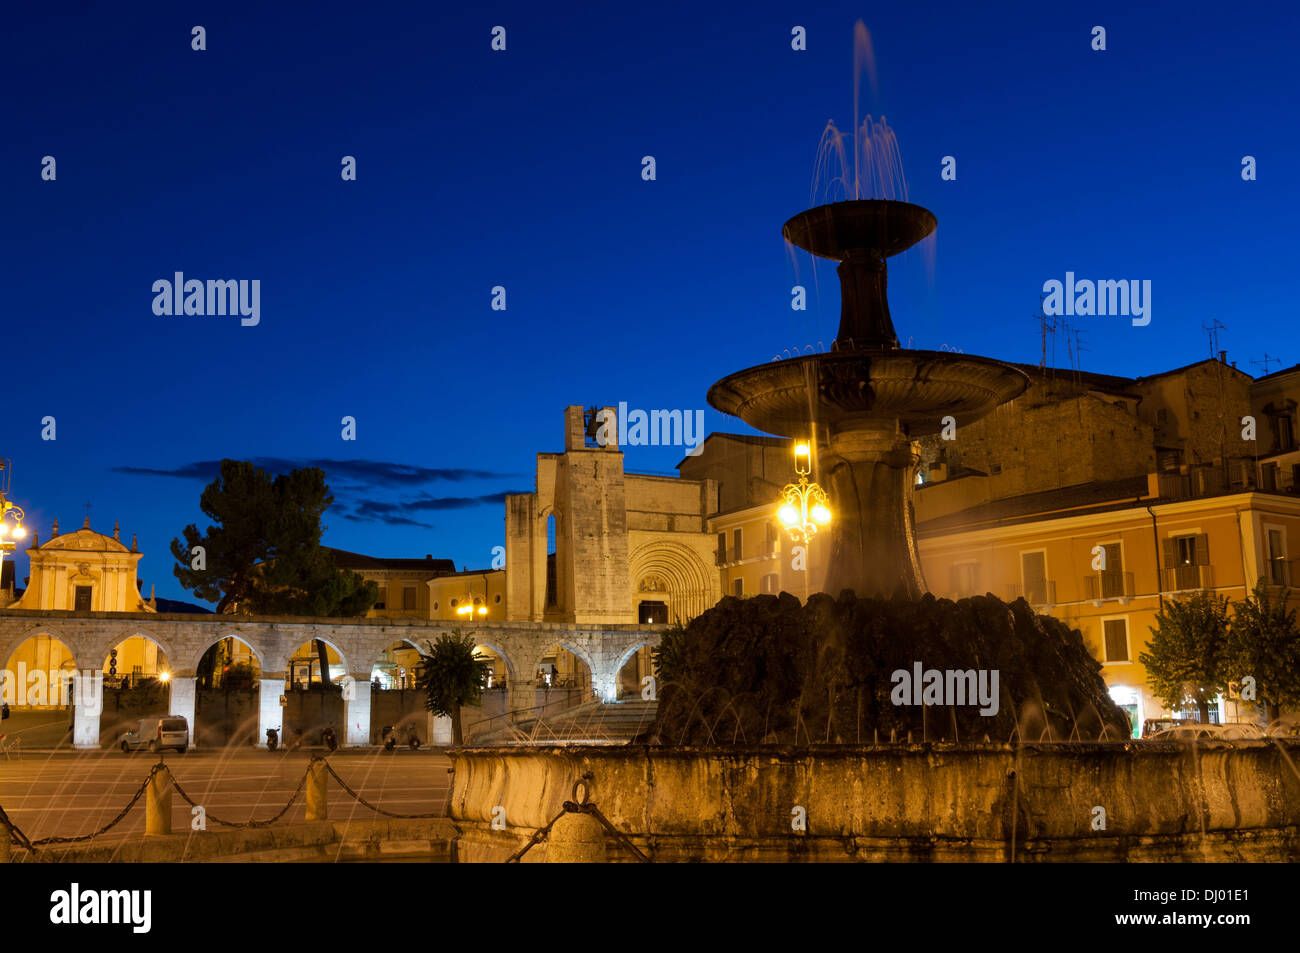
[707,350,1031,438]
[783,200,936,261]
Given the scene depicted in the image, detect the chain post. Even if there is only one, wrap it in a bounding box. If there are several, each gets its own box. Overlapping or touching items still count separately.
[305,758,328,821]
[144,764,173,836]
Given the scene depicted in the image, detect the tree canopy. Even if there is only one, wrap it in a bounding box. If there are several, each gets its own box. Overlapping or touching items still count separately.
[1139,590,1232,724]
[170,459,375,616]
[415,629,490,745]
[1228,580,1300,722]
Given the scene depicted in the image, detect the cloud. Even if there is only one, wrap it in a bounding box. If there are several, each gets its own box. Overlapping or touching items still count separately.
[344,491,530,527]
[113,458,518,486]
[113,457,529,530]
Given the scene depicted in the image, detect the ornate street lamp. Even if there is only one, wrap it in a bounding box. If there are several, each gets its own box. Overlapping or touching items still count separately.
[777,442,831,543]
[456,598,488,619]
[0,459,29,599]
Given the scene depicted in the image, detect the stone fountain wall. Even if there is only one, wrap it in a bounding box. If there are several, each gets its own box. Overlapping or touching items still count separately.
[448,743,1300,862]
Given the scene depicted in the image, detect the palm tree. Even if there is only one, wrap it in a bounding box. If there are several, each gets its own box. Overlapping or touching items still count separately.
[414,629,489,745]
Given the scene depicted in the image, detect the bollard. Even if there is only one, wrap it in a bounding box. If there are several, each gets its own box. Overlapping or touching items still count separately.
[144,768,173,836]
[305,760,328,821]
[546,810,606,863]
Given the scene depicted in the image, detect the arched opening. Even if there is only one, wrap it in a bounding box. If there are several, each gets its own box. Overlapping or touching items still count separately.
[616,642,654,699]
[283,639,346,748]
[369,638,429,745]
[194,637,262,747]
[535,642,593,718]
[545,512,559,610]
[458,642,514,739]
[1,634,77,748]
[629,541,713,624]
[100,636,172,748]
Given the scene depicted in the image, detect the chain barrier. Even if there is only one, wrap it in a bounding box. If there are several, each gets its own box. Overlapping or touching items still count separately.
[320,759,440,818]
[506,777,649,863]
[0,754,446,855]
[32,763,163,847]
[168,761,311,829]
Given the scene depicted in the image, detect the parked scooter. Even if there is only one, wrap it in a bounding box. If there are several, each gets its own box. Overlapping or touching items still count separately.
[322,726,338,752]
[381,725,396,751]
[266,727,279,751]
[405,726,421,750]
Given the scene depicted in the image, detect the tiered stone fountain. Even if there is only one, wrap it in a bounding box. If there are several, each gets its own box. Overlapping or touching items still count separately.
[707,199,1030,597]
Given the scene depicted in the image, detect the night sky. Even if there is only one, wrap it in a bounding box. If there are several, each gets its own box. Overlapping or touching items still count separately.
[2,1,1295,602]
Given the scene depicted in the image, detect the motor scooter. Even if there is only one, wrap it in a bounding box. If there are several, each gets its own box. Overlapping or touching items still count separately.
[266,727,279,751]
[381,725,396,751]
[322,726,338,752]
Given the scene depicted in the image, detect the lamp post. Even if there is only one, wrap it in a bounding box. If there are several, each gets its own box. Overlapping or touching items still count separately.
[0,459,29,603]
[777,442,831,543]
[777,442,831,601]
[455,598,488,620]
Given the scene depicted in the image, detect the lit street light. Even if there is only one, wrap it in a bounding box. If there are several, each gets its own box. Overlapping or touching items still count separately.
[777,442,831,543]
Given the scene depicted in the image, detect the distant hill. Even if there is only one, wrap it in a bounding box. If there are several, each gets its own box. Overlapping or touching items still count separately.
[154,597,214,614]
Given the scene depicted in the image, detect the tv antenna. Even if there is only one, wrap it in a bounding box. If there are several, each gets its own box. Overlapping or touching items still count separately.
[1251,353,1281,375]
[1202,319,1226,360]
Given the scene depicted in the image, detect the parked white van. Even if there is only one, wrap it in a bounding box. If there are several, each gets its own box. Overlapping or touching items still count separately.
[120,716,189,753]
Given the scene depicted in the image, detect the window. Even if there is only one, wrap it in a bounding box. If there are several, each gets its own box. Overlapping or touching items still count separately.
[949,562,979,597]
[1278,414,1295,452]
[402,586,416,611]
[1100,543,1124,599]
[74,586,92,611]
[1103,619,1129,662]
[546,514,559,608]
[1021,551,1047,605]
[732,528,743,561]
[1267,528,1288,585]
[717,532,728,565]
[761,573,779,594]
[733,579,744,597]
[990,463,1003,475]
[766,522,778,555]
[1165,533,1207,590]
[374,585,387,610]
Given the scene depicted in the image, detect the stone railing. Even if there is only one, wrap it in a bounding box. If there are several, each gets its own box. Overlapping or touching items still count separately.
[448,742,1300,862]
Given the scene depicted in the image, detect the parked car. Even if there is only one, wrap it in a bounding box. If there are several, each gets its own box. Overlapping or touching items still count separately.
[1141,718,1191,738]
[120,716,189,753]
[1266,715,1300,738]
[1148,722,1266,742]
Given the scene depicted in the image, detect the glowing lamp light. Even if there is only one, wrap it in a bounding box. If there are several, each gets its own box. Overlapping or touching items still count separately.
[11,525,24,539]
[159,672,171,683]
[777,438,831,543]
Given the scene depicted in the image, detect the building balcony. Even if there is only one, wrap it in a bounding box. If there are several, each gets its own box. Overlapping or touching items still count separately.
[1160,564,1214,594]
[1008,580,1056,609]
[1084,571,1135,605]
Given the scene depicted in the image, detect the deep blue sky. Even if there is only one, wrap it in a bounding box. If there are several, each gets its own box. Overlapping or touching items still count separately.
[2,1,1296,602]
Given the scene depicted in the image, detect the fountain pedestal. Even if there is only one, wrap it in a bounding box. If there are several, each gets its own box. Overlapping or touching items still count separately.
[821,424,924,598]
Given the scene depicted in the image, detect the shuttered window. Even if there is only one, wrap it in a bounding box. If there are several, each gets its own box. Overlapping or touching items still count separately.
[1103,619,1129,661]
